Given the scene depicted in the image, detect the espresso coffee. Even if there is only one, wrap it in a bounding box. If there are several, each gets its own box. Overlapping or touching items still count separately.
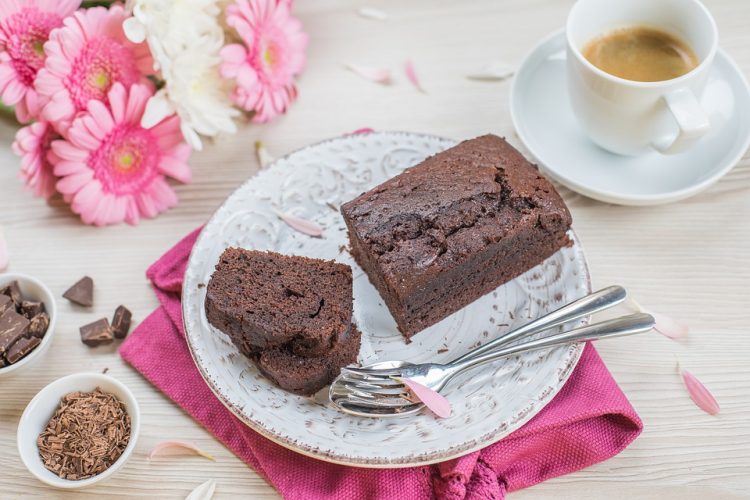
[582,26,699,82]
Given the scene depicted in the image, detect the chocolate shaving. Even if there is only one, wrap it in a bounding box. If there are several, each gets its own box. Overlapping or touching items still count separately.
[37,388,131,481]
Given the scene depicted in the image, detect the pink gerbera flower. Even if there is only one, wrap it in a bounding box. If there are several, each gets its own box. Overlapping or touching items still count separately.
[11,120,60,199]
[0,0,80,122]
[220,0,308,123]
[35,5,153,133]
[50,83,192,226]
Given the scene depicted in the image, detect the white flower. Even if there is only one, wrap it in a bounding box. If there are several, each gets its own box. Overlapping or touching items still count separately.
[125,0,239,151]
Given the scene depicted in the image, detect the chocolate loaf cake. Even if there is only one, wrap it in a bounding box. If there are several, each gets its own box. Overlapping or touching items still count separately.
[205,248,352,357]
[341,134,572,339]
[205,248,360,395]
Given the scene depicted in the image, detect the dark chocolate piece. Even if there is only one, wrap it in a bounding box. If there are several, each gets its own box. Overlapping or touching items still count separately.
[0,295,13,316]
[341,134,573,339]
[1,280,22,306]
[28,312,50,338]
[111,305,132,339]
[21,300,45,319]
[0,309,30,355]
[6,336,40,364]
[63,276,94,307]
[79,318,113,347]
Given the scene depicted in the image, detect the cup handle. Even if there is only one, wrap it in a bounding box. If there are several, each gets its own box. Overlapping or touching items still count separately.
[652,88,710,155]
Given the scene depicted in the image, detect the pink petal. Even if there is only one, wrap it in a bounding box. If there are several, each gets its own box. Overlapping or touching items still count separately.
[404,60,426,93]
[680,367,720,415]
[149,440,216,461]
[0,228,8,272]
[345,64,391,84]
[220,43,247,65]
[396,377,451,418]
[350,127,374,135]
[272,209,323,237]
[652,312,689,340]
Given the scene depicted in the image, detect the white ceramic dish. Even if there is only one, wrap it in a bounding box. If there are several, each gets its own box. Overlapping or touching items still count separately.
[17,373,140,489]
[182,131,591,467]
[510,30,750,205]
[0,273,57,378]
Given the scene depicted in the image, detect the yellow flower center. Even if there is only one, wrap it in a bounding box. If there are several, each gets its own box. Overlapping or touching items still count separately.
[90,70,110,90]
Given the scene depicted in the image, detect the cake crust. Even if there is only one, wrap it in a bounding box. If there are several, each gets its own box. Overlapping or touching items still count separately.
[341,134,572,338]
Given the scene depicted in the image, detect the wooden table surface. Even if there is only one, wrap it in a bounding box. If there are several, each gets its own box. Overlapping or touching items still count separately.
[1,0,749,498]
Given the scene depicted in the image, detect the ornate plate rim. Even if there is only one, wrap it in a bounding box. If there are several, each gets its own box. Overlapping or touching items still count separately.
[182,131,592,468]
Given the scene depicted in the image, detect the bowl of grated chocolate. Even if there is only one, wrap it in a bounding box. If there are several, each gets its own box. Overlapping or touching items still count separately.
[17,372,140,489]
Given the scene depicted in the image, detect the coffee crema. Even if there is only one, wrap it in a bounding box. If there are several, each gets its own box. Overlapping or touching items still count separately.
[582,26,699,82]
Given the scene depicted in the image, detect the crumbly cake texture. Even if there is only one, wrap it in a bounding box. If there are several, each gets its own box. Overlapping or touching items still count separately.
[205,248,353,357]
[341,134,572,339]
[205,248,360,395]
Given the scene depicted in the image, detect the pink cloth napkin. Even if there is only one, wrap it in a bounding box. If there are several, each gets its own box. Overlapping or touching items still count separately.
[120,229,642,499]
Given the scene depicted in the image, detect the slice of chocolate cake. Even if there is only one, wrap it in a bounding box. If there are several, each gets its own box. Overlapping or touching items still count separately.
[206,248,352,357]
[341,134,572,339]
[205,248,361,395]
[254,325,361,396]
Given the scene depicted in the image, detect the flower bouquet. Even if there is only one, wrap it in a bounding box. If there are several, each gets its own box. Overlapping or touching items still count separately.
[1,0,308,225]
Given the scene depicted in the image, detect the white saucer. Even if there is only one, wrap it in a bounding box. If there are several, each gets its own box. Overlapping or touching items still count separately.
[510,30,750,206]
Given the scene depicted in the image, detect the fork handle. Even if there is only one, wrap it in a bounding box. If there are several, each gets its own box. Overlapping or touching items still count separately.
[453,285,627,364]
[451,312,655,375]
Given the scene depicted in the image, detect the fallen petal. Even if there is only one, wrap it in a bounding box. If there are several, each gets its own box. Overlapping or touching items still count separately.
[396,377,451,418]
[651,311,689,340]
[149,440,216,461]
[0,227,8,272]
[680,366,720,415]
[142,90,175,129]
[466,61,515,81]
[273,209,323,237]
[186,479,216,500]
[350,127,374,135]
[254,140,274,168]
[629,299,688,341]
[357,7,387,21]
[404,60,426,93]
[345,64,391,84]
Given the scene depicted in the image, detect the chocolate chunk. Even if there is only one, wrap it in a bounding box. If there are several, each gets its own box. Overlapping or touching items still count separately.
[111,305,132,339]
[80,318,113,347]
[63,276,94,307]
[0,295,13,316]
[6,336,40,364]
[0,309,30,355]
[21,300,45,319]
[1,280,22,306]
[0,356,7,368]
[28,312,50,338]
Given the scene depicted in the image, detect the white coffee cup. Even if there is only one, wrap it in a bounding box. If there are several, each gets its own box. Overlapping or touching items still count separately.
[566,0,717,156]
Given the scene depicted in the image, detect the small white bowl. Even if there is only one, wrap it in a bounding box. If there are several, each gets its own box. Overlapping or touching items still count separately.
[0,273,57,378]
[17,373,141,489]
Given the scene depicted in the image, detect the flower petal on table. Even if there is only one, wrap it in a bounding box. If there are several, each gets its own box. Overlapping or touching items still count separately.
[273,209,323,237]
[186,479,216,500]
[345,64,391,84]
[680,366,720,415]
[254,140,274,168]
[357,7,387,21]
[466,61,515,81]
[149,440,216,461]
[404,60,426,93]
[397,377,451,418]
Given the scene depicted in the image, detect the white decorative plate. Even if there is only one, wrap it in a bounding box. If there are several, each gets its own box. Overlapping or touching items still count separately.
[183,131,591,467]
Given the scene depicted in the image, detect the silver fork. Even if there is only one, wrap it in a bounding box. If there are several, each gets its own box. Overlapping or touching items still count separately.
[328,285,627,415]
[330,311,654,417]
